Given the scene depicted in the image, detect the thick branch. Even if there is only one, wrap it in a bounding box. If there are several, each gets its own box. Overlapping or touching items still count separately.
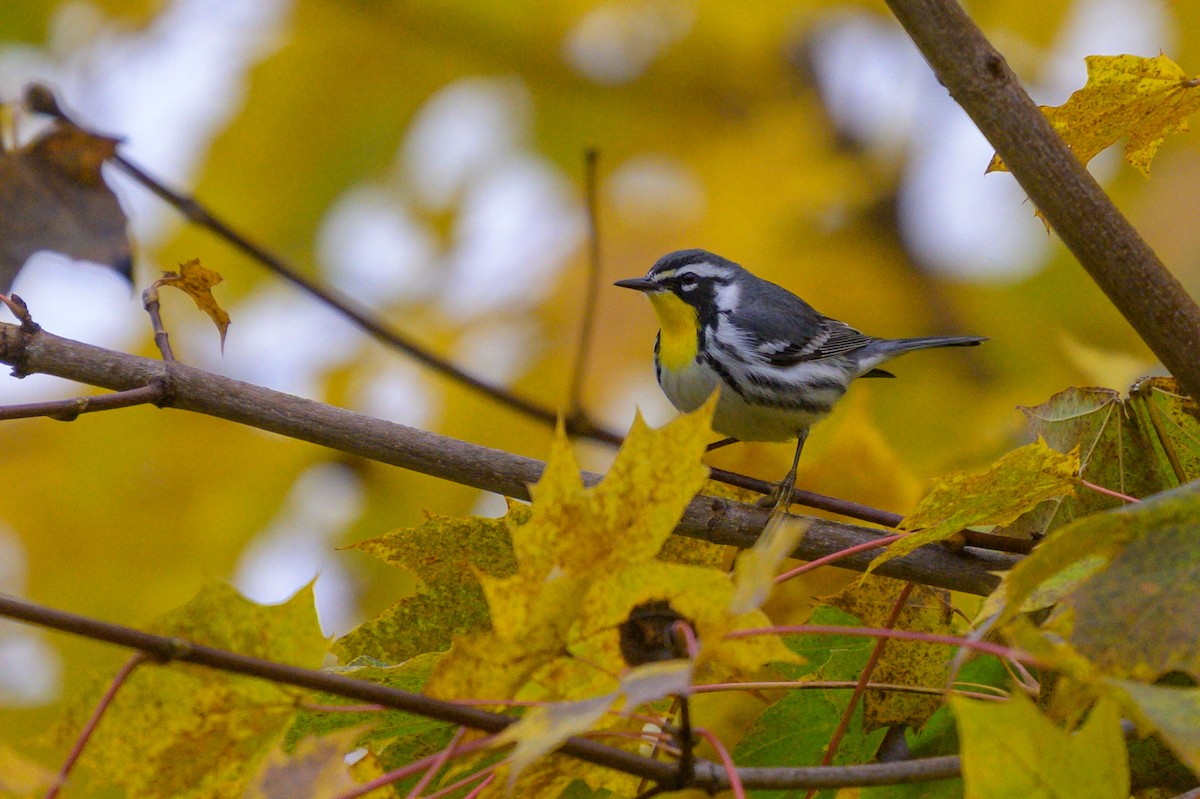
[883,0,1200,398]
[0,323,1011,595]
[884,0,1200,401]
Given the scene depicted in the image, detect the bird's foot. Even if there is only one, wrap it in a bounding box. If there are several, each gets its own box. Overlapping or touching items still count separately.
[756,468,797,515]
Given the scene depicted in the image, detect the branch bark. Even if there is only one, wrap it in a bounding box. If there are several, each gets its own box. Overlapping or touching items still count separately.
[884,0,1200,401]
[0,322,1012,595]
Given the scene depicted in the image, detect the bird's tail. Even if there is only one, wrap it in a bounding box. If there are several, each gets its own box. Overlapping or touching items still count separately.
[880,335,988,354]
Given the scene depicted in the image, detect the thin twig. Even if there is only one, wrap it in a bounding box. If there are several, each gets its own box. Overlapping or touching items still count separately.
[809,582,916,799]
[692,680,1006,702]
[404,727,465,799]
[0,382,166,421]
[0,321,1015,595]
[141,285,175,361]
[776,535,903,583]
[711,466,906,527]
[0,593,973,791]
[46,653,148,799]
[565,147,602,422]
[22,84,624,447]
[1079,478,1140,504]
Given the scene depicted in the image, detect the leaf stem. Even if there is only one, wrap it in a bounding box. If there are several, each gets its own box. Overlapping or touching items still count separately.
[1079,478,1140,503]
[726,624,1038,666]
[808,582,915,799]
[776,535,903,583]
[46,653,147,799]
[696,727,745,799]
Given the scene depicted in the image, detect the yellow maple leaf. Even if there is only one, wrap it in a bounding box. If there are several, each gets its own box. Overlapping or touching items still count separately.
[870,438,1079,571]
[153,258,232,348]
[426,400,715,701]
[989,53,1200,176]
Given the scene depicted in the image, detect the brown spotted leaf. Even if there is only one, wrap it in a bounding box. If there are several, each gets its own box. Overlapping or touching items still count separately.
[0,121,132,291]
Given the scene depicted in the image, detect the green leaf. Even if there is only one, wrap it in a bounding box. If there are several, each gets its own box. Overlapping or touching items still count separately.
[1008,378,1200,537]
[953,692,1128,799]
[333,509,520,664]
[999,480,1200,680]
[827,580,957,732]
[1110,679,1200,777]
[52,582,328,799]
[735,608,885,797]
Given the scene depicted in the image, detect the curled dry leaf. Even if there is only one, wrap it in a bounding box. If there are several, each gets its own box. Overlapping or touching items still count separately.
[153,258,232,349]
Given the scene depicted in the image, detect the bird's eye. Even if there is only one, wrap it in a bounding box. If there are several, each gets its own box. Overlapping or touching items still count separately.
[677,273,698,290]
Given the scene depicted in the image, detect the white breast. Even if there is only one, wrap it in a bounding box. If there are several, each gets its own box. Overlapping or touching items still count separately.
[658,358,830,443]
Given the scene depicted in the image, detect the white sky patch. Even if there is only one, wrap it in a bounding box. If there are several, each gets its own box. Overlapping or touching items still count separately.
[0,526,61,705]
[316,184,439,305]
[232,462,364,637]
[439,154,585,319]
[347,358,436,430]
[899,105,1051,281]
[1041,0,1173,103]
[200,284,362,399]
[806,0,1170,282]
[606,154,706,229]
[399,76,532,211]
[0,0,291,403]
[806,13,925,160]
[601,373,678,434]
[563,0,694,85]
[449,317,541,386]
[0,252,143,403]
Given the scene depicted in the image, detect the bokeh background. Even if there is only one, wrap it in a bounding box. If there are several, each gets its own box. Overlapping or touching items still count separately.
[2,0,1198,741]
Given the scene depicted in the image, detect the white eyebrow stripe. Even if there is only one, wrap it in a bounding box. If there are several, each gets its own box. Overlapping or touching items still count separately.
[652,261,732,281]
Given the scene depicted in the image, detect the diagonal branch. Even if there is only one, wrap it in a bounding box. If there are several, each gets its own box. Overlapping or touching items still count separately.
[22,84,624,447]
[0,321,1013,595]
[883,0,1200,401]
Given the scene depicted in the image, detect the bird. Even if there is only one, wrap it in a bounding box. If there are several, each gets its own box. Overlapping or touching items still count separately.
[615,249,986,511]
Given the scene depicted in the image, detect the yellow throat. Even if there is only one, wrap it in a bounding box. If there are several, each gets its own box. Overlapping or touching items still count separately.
[648,291,699,371]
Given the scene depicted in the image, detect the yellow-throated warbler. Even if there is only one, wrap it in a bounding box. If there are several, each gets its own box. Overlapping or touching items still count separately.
[616,249,986,508]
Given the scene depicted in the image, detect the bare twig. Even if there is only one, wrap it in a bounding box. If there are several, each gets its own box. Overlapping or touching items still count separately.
[0,381,166,421]
[22,84,625,447]
[46,653,148,799]
[0,321,1015,595]
[0,593,969,791]
[140,285,175,361]
[565,147,603,423]
[883,0,1200,401]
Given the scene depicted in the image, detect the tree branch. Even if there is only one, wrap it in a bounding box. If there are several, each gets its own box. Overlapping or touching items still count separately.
[0,592,966,792]
[883,0,1200,401]
[22,85,624,447]
[0,322,1012,595]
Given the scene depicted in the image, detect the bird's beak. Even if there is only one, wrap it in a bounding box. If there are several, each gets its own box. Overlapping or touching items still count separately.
[614,277,659,292]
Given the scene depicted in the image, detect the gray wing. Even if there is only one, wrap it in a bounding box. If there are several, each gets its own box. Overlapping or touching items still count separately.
[727,274,876,366]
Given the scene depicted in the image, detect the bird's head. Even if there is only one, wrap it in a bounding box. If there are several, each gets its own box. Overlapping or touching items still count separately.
[614,249,746,323]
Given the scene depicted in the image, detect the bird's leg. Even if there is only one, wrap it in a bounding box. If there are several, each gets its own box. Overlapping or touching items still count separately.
[758,430,808,512]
